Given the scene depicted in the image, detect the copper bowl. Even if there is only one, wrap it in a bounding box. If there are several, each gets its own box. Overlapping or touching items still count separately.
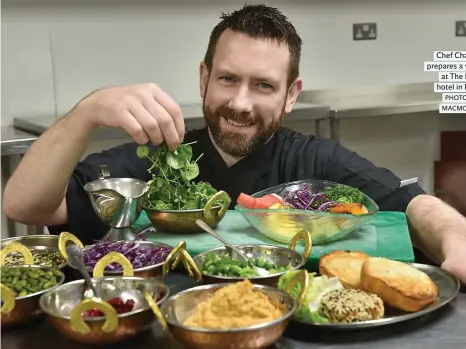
[1,264,65,327]
[39,276,169,345]
[58,233,202,281]
[160,282,298,349]
[1,235,67,270]
[192,230,312,287]
[142,190,231,234]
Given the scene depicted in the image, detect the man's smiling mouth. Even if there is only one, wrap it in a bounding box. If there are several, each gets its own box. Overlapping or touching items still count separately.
[224,116,254,127]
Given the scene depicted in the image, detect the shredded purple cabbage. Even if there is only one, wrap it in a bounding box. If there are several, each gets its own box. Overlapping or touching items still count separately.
[83,236,172,271]
[281,185,339,212]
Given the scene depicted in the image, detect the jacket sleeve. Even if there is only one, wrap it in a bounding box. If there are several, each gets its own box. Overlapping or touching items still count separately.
[314,139,426,212]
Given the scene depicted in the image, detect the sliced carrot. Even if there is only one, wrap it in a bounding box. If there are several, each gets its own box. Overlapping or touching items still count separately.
[329,203,368,215]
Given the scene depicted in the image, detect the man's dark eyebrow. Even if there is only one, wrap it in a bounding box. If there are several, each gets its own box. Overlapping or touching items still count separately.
[253,76,279,84]
[215,68,279,84]
[216,68,237,77]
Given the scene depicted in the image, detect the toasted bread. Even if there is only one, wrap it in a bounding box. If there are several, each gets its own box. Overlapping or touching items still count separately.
[319,250,370,289]
[360,257,438,312]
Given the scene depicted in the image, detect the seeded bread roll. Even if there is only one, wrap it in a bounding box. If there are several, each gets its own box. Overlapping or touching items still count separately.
[319,250,370,289]
[319,289,384,323]
[360,257,438,312]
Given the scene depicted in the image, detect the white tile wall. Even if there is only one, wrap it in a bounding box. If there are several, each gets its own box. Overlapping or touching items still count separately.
[2,0,466,238]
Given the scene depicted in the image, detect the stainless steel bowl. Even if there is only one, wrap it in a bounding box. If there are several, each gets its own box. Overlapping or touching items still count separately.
[1,264,65,327]
[143,190,231,234]
[1,235,67,270]
[39,276,169,345]
[192,230,312,287]
[160,282,297,349]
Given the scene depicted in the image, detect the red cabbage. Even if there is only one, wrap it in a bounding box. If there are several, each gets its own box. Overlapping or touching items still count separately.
[83,237,172,272]
[281,187,339,212]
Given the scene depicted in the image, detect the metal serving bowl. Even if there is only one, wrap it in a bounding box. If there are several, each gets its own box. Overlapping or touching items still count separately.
[159,282,298,349]
[58,232,202,281]
[1,264,66,327]
[192,230,312,287]
[1,235,67,270]
[143,190,232,234]
[39,276,169,345]
[235,179,379,245]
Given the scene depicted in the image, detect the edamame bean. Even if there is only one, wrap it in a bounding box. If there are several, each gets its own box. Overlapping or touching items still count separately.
[1,266,61,297]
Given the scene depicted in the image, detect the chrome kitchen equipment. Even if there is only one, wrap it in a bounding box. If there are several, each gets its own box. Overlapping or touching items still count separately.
[84,165,147,241]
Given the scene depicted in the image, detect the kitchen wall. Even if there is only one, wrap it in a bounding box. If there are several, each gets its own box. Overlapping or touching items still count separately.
[1,0,466,237]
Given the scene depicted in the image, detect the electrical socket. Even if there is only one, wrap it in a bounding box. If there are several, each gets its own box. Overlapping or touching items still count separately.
[456,21,466,37]
[353,23,377,41]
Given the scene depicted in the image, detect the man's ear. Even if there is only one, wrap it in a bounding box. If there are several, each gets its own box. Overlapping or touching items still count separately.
[284,78,303,114]
[199,62,210,99]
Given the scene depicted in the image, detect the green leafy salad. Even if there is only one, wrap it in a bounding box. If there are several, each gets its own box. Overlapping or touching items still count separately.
[277,270,344,324]
[137,142,222,210]
[201,252,294,277]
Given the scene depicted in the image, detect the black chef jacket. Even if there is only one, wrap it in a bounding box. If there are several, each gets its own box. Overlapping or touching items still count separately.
[47,127,426,245]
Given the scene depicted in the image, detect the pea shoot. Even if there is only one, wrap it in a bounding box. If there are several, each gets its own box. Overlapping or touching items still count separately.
[137,142,223,210]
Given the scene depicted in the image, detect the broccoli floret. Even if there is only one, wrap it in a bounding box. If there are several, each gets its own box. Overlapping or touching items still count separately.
[324,184,364,204]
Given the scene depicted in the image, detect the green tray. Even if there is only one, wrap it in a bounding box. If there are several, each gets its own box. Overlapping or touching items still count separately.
[132,210,414,270]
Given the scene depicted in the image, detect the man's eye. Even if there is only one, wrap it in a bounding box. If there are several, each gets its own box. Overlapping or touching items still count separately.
[220,76,234,82]
[258,82,272,89]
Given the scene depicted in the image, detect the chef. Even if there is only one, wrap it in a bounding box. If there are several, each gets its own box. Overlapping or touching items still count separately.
[3,4,466,283]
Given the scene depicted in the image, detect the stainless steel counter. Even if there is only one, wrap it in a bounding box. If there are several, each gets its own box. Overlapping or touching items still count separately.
[297,81,444,140]
[298,82,441,119]
[1,126,38,156]
[13,102,329,139]
[1,126,42,237]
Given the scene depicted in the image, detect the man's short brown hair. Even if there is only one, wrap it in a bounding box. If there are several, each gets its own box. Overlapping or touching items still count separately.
[204,4,302,86]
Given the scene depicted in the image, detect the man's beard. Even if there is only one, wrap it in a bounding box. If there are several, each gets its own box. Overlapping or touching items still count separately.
[202,91,285,158]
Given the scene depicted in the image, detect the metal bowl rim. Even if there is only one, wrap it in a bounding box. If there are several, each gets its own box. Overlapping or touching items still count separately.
[192,244,306,280]
[142,204,224,214]
[84,177,147,190]
[1,264,66,300]
[39,276,170,321]
[81,240,174,274]
[161,282,297,333]
[1,234,60,245]
[234,178,379,217]
[1,235,67,269]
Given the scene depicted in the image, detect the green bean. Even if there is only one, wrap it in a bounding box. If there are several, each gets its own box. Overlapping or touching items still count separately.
[200,252,294,277]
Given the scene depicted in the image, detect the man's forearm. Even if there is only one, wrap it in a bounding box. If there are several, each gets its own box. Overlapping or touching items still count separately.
[406,194,466,264]
[3,109,95,224]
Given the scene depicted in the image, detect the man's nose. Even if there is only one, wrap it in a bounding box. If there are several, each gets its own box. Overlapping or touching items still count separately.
[228,86,253,113]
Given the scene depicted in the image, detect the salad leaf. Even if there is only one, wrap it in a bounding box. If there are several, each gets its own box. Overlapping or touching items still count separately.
[137,142,223,210]
[277,270,344,324]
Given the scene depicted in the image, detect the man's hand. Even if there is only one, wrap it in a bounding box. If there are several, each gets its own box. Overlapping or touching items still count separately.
[406,194,466,285]
[75,83,185,150]
[441,236,466,285]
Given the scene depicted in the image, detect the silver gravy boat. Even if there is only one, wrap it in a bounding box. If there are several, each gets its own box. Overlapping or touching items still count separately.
[84,165,147,241]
